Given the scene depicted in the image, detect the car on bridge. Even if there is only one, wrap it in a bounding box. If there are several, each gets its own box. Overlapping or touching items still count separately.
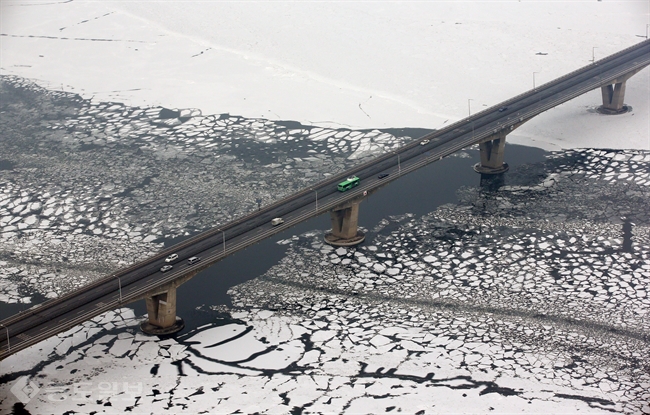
[498,106,508,112]
[271,218,284,226]
[378,173,389,179]
[337,176,360,192]
[165,253,178,263]
[160,265,173,273]
[188,256,201,265]
[420,139,429,145]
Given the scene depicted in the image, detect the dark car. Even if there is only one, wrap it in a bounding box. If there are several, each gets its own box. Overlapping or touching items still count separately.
[378,173,389,179]
[498,106,508,112]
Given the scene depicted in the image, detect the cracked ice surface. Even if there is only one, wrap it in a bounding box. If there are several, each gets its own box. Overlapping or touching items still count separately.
[0,306,631,414]
[2,148,649,414]
[0,76,408,305]
[226,149,650,414]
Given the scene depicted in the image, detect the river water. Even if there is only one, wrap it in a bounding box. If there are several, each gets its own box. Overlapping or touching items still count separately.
[162,144,547,333]
[0,75,547,325]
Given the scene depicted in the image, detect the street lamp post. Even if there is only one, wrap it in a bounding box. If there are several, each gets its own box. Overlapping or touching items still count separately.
[117,277,122,303]
[314,189,318,212]
[591,47,598,63]
[223,231,226,254]
[1,323,9,352]
[398,152,401,175]
[533,72,539,90]
[468,99,473,118]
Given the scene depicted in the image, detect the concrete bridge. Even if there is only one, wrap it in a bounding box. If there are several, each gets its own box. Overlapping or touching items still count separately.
[1,39,649,360]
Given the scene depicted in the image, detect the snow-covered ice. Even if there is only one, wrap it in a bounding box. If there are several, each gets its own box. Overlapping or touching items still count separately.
[1,1,648,150]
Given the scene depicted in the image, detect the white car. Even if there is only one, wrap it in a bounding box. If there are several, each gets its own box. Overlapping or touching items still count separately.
[271,218,284,226]
[165,253,178,263]
[420,139,430,146]
[160,265,173,273]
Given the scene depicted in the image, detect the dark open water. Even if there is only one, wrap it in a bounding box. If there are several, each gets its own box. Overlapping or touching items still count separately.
[0,141,546,326]
[164,143,547,332]
[0,76,547,328]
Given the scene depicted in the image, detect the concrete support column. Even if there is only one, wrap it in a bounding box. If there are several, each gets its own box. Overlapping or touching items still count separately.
[599,81,628,114]
[330,202,359,239]
[325,201,365,246]
[595,66,648,114]
[474,131,509,174]
[141,286,185,335]
[145,288,177,328]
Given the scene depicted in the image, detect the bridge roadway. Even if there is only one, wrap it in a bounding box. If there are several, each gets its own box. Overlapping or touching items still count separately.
[1,40,649,360]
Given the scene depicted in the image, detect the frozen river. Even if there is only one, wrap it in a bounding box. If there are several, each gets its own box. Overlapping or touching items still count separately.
[1,76,649,414]
[2,0,650,412]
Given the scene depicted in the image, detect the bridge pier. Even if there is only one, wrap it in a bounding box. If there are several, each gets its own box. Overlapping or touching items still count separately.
[473,118,529,175]
[599,82,628,114]
[325,200,365,246]
[141,287,184,335]
[140,274,195,335]
[474,132,509,175]
[597,67,645,114]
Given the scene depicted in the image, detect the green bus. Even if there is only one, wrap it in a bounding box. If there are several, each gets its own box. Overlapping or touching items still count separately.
[337,176,360,192]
